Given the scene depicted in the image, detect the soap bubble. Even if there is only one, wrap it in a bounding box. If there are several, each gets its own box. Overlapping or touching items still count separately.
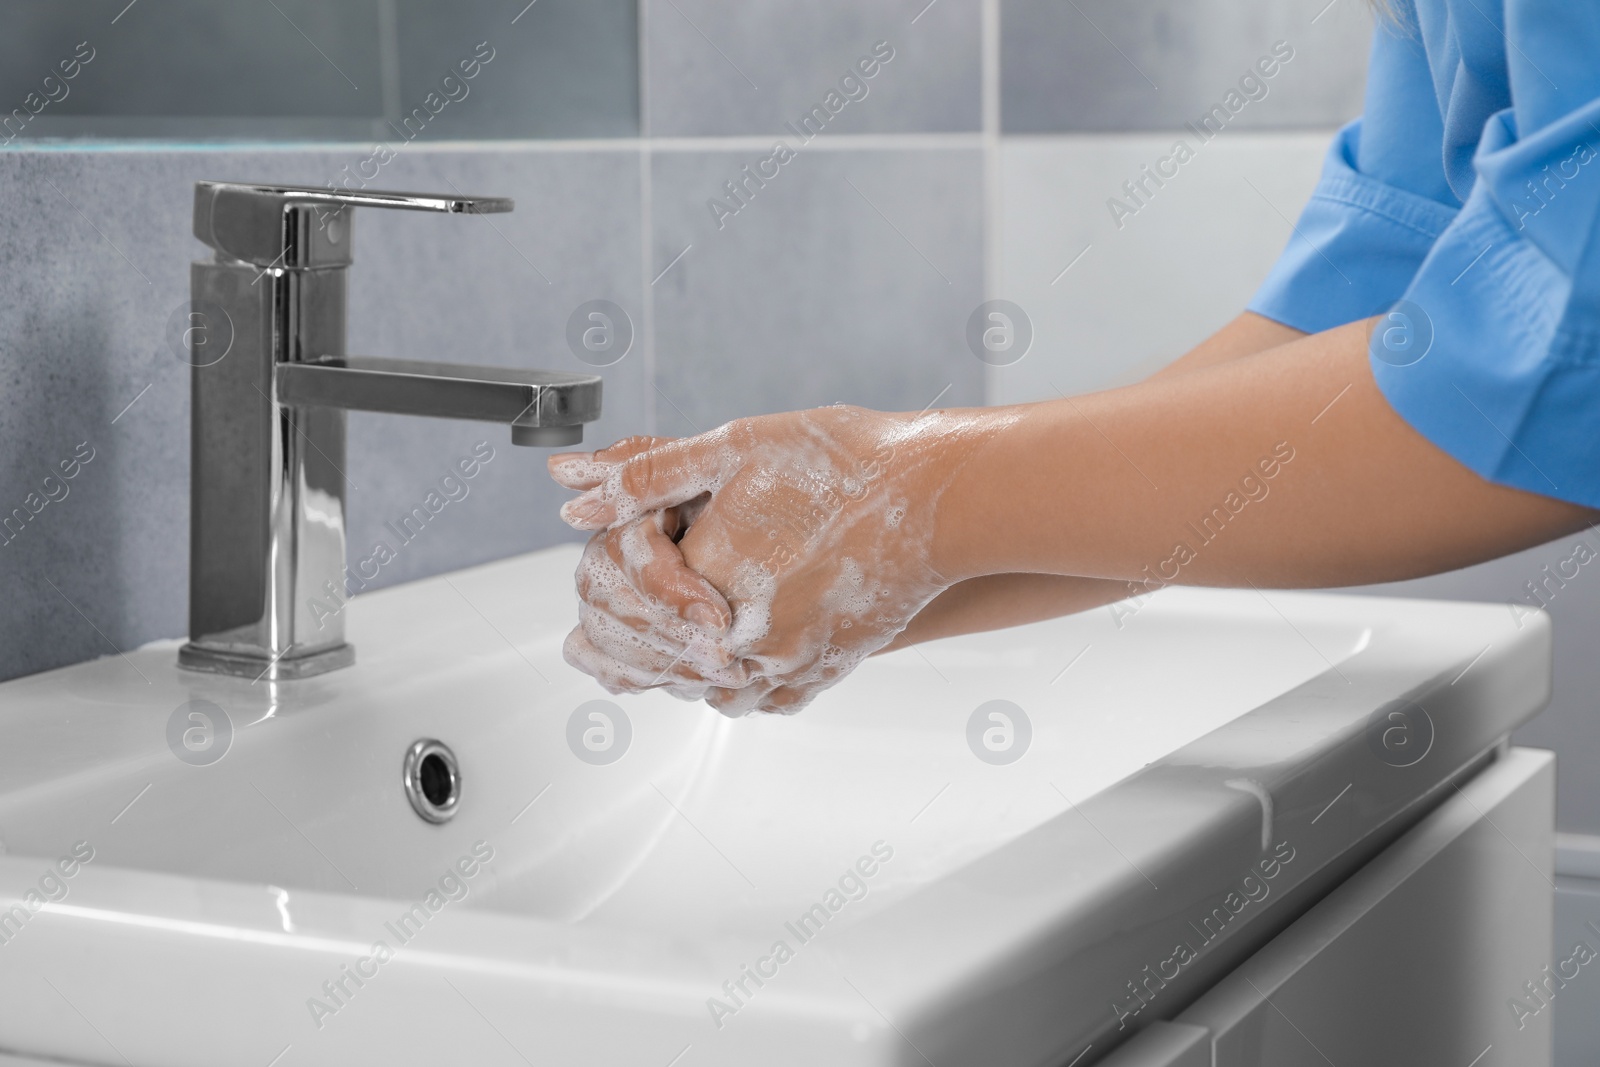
[966,699,1031,765]
[965,300,1032,367]
[567,699,632,765]
[1365,700,1433,768]
[566,299,634,367]
[166,698,233,766]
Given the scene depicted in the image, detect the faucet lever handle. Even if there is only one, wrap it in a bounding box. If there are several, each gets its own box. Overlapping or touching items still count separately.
[192,180,514,269]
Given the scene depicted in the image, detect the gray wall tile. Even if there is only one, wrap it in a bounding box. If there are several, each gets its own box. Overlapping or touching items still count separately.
[649,147,984,433]
[1002,0,1372,132]
[1556,877,1600,1064]
[1,0,638,143]
[645,0,980,137]
[393,0,639,140]
[0,145,643,682]
[0,1,383,121]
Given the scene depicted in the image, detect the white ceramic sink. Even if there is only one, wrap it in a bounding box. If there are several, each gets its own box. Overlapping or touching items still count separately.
[0,545,1549,1066]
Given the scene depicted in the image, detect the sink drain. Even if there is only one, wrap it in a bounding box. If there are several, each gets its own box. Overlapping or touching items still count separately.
[403,739,460,824]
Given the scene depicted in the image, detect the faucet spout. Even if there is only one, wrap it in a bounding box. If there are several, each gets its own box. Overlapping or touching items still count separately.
[276,356,601,447]
[179,180,603,682]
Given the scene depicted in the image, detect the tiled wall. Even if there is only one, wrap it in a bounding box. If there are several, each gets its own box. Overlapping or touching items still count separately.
[1000,0,1371,132]
[5,0,1600,1056]
[0,0,638,141]
[646,0,979,136]
[0,0,985,688]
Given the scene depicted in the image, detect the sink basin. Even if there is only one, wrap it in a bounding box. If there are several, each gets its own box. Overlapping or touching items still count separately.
[0,545,1549,1066]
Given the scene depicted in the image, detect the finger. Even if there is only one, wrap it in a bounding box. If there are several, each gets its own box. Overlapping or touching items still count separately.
[580,598,754,690]
[562,625,716,696]
[576,530,746,683]
[756,685,816,715]
[576,535,703,666]
[616,514,732,638]
[561,427,737,529]
[704,681,776,718]
[562,626,662,693]
[579,603,713,686]
[582,523,733,659]
[548,435,679,491]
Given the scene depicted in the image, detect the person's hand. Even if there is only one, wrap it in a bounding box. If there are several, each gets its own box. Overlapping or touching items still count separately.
[549,438,743,698]
[550,406,1007,714]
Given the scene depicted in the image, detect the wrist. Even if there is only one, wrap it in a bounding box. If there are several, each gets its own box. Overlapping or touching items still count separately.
[923,404,1027,582]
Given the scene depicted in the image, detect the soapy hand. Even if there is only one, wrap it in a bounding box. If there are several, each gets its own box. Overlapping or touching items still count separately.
[550,407,1003,714]
[550,437,747,697]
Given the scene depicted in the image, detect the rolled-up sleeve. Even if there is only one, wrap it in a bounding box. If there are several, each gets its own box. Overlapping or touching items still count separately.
[1249,24,1460,334]
[1373,0,1600,507]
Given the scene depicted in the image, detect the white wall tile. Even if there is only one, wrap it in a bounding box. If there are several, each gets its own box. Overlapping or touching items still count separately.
[991,131,1330,404]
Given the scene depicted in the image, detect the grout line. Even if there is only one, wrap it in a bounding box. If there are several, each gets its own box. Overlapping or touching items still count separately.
[999,129,1342,148]
[638,0,657,437]
[376,0,402,132]
[980,0,1003,406]
[5,132,989,156]
[0,129,1346,158]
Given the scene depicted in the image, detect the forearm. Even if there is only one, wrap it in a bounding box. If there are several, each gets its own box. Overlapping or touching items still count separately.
[935,318,1596,587]
[885,311,1307,649]
[882,574,1132,650]
[1151,310,1305,379]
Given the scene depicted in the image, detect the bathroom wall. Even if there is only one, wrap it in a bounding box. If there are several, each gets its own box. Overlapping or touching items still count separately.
[3,2,1597,1053]
[0,0,983,686]
[0,0,640,140]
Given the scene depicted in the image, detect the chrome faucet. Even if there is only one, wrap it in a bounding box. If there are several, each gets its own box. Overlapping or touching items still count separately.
[178,181,601,681]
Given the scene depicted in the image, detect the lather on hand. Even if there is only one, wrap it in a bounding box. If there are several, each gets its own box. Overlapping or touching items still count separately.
[549,406,1007,715]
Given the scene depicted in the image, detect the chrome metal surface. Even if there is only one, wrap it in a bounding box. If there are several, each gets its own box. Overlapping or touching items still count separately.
[276,357,603,431]
[402,739,461,824]
[192,181,512,269]
[179,180,602,681]
[512,424,584,447]
[176,642,355,682]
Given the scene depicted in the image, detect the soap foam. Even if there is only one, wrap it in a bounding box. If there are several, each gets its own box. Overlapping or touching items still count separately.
[564,405,1016,713]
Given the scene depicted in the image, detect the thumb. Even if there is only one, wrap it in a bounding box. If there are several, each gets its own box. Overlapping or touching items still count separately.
[561,431,728,529]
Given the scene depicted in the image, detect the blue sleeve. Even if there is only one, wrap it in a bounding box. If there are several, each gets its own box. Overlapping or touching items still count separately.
[1248,22,1460,334]
[1373,0,1600,508]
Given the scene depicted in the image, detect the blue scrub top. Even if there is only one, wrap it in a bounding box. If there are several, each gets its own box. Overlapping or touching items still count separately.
[1249,0,1600,508]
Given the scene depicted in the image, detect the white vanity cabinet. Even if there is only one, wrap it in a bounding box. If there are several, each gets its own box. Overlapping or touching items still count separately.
[1102,747,1553,1066]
